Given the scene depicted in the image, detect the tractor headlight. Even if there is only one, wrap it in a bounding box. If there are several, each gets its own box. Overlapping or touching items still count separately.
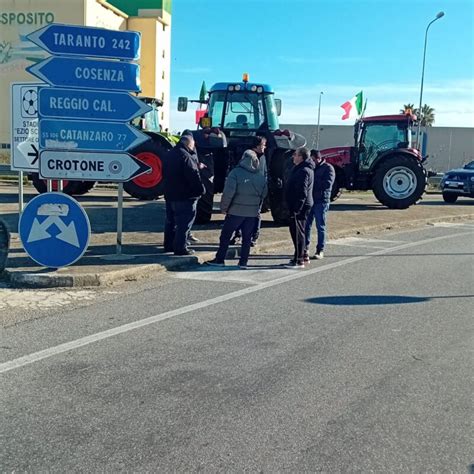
[250,85,257,92]
[228,85,235,91]
[234,84,241,91]
[257,86,263,93]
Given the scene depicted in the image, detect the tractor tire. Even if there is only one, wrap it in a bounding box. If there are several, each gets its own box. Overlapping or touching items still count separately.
[70,181,96,195]
[372,155,426,209]
[30,174,88,196]
[268,150,293,225]
[442,192,458,203]
[195,152,215,225]
[330,180,343,202]
[125,135,171,200]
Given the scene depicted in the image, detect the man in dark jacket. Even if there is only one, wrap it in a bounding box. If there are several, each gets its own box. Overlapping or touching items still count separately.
[285,147,314,268]
[162,134,205,255]
[305,149,335,260]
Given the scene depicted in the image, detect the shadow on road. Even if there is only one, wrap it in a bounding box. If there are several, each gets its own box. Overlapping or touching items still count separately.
[305,294,473,305]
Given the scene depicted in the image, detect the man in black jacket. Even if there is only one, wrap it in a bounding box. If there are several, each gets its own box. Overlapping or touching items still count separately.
[162,134,205,255]
[285,147,314,268]
[305,149,335,260]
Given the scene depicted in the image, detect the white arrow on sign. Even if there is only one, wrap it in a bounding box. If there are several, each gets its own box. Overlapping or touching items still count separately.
[39,150,152,182]
[17,139,39,168]
[27,215,80,247]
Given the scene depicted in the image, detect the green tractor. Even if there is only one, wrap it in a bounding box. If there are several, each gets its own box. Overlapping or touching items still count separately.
[178,75,306,224]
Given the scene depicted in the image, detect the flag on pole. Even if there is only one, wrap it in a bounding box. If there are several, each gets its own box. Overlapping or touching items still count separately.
[199,81,207,102]
[340,91,363,120]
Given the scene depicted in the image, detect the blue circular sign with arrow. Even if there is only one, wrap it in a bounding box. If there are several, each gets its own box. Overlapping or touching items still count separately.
[19,192,91,268]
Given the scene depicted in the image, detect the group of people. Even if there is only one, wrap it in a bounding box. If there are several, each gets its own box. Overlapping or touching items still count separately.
[161,132,335,270]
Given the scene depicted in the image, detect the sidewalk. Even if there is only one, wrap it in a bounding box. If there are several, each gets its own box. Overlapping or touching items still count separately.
[1,183,473,288]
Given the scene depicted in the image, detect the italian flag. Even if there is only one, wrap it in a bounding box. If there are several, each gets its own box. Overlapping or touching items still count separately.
[340,91,363,120]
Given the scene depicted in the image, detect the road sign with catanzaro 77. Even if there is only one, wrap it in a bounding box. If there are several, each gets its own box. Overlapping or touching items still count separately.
[10,82,44,172]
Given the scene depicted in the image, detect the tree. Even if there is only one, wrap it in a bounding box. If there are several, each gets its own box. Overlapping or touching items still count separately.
[400,103,435,126]
[400,103,416,114]
[419,104,435,126]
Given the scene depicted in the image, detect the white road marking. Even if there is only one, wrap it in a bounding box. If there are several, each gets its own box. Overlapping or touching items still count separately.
[174,266,297,284]
[328,236,405,249]
[432,222,474,229]
[0,230,472,375]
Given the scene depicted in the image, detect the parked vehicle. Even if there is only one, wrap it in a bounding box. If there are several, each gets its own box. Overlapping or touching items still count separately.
[440,161,474,203]
[178,74,306,224]
[321,114,427,209]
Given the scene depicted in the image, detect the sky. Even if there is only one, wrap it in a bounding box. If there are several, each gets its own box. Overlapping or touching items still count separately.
[169,0,474,132]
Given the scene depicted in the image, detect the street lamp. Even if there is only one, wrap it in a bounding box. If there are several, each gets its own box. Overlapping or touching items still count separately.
[316,91,324,150]
[417,11,445,149]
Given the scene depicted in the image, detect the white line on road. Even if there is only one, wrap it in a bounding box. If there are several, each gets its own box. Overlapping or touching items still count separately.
[0,230,471,375]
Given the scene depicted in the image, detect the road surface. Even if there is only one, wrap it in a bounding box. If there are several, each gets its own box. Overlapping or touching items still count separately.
[1,222,473,471]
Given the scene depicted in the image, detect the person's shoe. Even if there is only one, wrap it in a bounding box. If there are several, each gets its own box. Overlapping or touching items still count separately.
[229,237,240,246]
[205,258,225,267]
[238,262,248,269]
[188,234,200,243]
[303,252,310,264]
[285,261,305,269]
[174,249,195,256]
[249,241,256,248]
[314,251,324,260]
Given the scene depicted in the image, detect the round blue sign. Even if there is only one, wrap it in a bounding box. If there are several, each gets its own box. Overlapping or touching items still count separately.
[19,192,90,268]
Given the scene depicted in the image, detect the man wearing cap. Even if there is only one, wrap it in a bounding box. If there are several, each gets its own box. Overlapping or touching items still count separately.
[305,149,335,260]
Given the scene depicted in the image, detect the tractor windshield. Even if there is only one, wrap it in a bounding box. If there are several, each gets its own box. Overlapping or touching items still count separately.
[361,122,409,152]
[208,91,279,131]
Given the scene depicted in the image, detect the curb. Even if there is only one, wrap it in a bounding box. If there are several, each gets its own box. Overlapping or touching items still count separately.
[2,213,472,289]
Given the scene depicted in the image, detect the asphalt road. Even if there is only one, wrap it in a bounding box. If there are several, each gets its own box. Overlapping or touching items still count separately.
[1,222,473,472]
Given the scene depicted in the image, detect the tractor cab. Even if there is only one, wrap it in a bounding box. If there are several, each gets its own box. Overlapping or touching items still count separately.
[205,81,281,136]
[354,114,420,171]
[132,97,163,133]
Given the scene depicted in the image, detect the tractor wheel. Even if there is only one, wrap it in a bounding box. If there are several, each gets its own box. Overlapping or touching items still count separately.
[70,181,96,195]
[195,153,215,225]
[30,174,87,196]
[372,155,426,209]
[195,182,214,225]
[442,192,458,203]
[330,180,343,202]
[124,136,170,200]
[268,150,293,225]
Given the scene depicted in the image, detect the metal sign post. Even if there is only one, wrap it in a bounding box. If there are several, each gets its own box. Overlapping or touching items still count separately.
[19,171,24,213]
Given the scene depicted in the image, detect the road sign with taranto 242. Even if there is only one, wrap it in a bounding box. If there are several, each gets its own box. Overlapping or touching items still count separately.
[26,23,152,181]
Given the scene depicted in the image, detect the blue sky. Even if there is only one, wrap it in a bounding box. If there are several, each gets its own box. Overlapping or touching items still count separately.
[169,0,473,131]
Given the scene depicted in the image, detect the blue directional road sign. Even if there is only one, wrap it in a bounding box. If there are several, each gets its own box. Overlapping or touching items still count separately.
[19,193,91,268]
[40,119,150,151]
[27,23,141,60]
[39,150,152,182]
[38,88,152,122]
[27,56,140,92]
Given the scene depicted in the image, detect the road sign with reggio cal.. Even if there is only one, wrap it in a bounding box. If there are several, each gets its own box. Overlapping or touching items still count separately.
[19,192,91,268]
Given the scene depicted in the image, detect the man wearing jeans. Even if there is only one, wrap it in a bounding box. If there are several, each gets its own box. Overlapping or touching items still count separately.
[162,134,205,256]
[206,149,267,269]
[305,149,335,261]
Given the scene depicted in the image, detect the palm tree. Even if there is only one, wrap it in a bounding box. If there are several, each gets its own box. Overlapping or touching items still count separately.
[419,104,435,126]
[400,103,435,126]
[400,103,416,114]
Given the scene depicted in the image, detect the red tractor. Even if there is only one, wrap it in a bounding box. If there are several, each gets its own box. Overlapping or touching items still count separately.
[321,113,427,208]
